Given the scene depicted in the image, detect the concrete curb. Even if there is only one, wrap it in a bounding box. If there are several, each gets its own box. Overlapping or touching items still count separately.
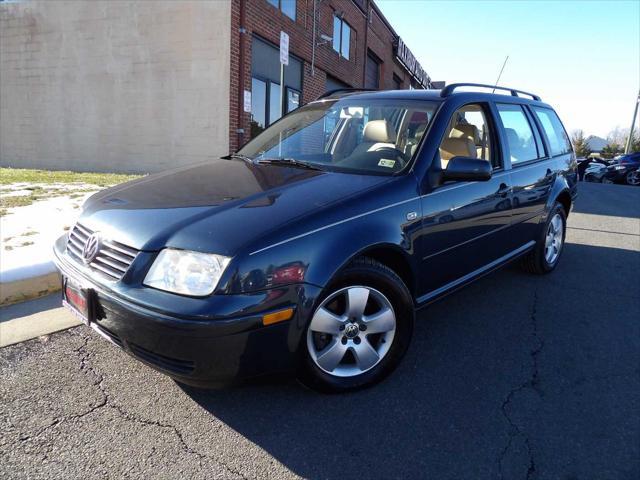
[0,272,61,306]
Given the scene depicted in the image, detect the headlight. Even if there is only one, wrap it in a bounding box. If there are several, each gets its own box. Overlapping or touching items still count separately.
[143,249,230,296]
[613,165,626,170]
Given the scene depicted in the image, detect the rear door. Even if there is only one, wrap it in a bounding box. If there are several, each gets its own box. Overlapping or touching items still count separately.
[493,102,555,246]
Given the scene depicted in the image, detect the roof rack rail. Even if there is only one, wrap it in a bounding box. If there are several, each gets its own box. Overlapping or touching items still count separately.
[440,83,541,101]
[316,88,377,100]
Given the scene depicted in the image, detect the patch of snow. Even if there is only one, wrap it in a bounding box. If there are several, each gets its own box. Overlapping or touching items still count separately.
[0,191,99,283]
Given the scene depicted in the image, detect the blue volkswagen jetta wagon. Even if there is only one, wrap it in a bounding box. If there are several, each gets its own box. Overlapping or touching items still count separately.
[54,83,577,392]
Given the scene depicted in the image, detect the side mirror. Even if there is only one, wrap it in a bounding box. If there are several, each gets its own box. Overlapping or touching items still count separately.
[442,156,492,182]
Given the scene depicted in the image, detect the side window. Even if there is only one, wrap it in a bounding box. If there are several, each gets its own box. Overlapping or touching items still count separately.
[532,107,572,156]
[496,104,540,165]
[438,103,497,170]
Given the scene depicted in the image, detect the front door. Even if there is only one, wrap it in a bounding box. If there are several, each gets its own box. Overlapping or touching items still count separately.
[417,103,514,301]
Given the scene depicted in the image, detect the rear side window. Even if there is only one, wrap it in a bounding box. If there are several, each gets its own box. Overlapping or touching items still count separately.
[496,104,540,164]
[532,107,572,156]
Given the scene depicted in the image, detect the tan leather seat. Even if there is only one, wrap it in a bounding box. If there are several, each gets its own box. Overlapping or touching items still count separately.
[450,124,480,144]
[450,124,488,160]
[351,120,397,156]
[439,137,476,168]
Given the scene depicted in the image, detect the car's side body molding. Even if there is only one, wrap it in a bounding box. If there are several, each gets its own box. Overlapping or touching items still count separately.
[416,241,535,306]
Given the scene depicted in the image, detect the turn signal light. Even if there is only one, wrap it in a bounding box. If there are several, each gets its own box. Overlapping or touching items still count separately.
[262,307,294,326]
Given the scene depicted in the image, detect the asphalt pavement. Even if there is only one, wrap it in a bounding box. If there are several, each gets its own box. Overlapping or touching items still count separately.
[1,182,639,480]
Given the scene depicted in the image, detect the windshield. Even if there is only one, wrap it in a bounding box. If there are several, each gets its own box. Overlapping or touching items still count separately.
[239,98,438,175]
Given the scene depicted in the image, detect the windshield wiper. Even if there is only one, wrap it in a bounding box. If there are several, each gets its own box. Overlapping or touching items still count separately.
[255,157,324,171]
[221,153,253,163]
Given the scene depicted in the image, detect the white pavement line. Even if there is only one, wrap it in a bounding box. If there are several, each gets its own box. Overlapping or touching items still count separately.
[0,305,81,348]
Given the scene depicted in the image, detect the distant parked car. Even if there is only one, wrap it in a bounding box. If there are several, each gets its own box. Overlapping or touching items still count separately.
[583,162,609,183]
[615,152,640,186]
[585,159,640,186]
[577,156,608,181]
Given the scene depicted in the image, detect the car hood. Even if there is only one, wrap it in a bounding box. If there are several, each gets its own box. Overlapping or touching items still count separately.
[79,160,389,255]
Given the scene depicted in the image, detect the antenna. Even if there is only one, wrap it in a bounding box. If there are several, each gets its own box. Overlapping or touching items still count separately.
[492,56,509,93]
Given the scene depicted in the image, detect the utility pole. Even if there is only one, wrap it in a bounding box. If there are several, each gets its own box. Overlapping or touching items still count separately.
[624,89,639,154]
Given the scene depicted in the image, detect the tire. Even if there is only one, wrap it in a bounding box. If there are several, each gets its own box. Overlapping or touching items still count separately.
[625,169,640,186]
[299,257,414,393]
[521,202,567,275]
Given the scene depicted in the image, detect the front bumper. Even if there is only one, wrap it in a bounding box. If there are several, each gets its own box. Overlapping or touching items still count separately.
[53,236,321,387]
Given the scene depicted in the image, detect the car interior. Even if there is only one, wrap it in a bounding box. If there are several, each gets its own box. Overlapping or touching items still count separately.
[329,105,435,173]
[438,104,494,170]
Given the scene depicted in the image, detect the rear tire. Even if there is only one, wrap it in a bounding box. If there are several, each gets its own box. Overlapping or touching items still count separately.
[299,257,414,393]
[521,202,567,275]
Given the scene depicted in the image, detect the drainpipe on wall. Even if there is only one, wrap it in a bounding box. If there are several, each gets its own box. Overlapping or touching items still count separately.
[362,1,370,88]
[311,0,317,76]
[237,0,246,150]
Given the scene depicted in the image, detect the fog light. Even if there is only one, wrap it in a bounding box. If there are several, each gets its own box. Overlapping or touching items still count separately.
[262,307,294,326]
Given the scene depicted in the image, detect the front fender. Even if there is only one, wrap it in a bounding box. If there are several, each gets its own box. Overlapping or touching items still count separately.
[219,178,422,295]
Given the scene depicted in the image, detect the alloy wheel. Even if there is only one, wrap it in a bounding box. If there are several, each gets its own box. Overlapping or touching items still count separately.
[306,286,396,377]
[544,213,564,265]
[626,170,640,186]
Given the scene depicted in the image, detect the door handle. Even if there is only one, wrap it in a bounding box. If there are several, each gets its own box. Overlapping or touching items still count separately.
[497,183,511,197]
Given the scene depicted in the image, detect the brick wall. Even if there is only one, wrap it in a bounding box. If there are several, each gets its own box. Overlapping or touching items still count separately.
[229,0,422,151]
[0,1,232,173]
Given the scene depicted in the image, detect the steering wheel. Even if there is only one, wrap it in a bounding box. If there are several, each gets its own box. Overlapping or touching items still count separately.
[374,147,409,169]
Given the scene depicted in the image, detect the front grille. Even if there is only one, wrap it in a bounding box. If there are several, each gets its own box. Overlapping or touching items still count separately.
[66,222,139,281]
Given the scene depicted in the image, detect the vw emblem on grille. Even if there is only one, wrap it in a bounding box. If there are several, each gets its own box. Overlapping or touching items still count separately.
[82,233,101,264]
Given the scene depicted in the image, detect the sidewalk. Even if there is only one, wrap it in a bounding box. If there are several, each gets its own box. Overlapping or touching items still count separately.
[0,293,81,347]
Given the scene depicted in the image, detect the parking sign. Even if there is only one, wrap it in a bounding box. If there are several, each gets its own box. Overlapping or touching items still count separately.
[280,31,289,66]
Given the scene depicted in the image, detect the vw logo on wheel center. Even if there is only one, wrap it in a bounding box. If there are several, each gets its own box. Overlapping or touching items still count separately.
[82,233,101,264]
[344,323,359,338]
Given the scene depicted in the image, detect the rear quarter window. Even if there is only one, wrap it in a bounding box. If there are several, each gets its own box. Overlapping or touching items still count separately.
[532,107,572,156]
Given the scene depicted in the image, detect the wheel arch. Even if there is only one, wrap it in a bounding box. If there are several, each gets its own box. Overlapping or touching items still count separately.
[555,189,572,218]
[314,242,416,299]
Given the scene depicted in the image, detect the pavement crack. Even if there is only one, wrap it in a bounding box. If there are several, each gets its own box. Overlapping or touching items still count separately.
[18,333,108,443]
[15,330,249,479]
[498,288,543,480]
[107,403,249,479]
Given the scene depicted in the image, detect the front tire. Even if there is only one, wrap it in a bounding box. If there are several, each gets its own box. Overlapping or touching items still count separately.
[521,202,567,275]
[299,257,414,393]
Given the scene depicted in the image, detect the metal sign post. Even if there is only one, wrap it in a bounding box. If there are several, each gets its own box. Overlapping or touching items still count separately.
[278,31,289,157]
[279,31,289,118]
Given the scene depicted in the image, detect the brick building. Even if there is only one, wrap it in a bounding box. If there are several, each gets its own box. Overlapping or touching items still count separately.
[230,0,432,151]
[0,0,432,173]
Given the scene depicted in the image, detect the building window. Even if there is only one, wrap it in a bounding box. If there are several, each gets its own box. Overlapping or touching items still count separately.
[332,15,351,59]
[250,36,303,137]
[393,74,402,90]
[287,88,300,112]
[365,51,380,89]
[250,78,267,138]
[267,0,296,21]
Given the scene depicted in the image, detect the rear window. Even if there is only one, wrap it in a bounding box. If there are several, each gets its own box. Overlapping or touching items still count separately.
[532,107,572,156]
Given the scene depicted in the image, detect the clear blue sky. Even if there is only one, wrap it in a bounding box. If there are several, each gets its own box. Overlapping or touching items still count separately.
[377,0,640,138]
